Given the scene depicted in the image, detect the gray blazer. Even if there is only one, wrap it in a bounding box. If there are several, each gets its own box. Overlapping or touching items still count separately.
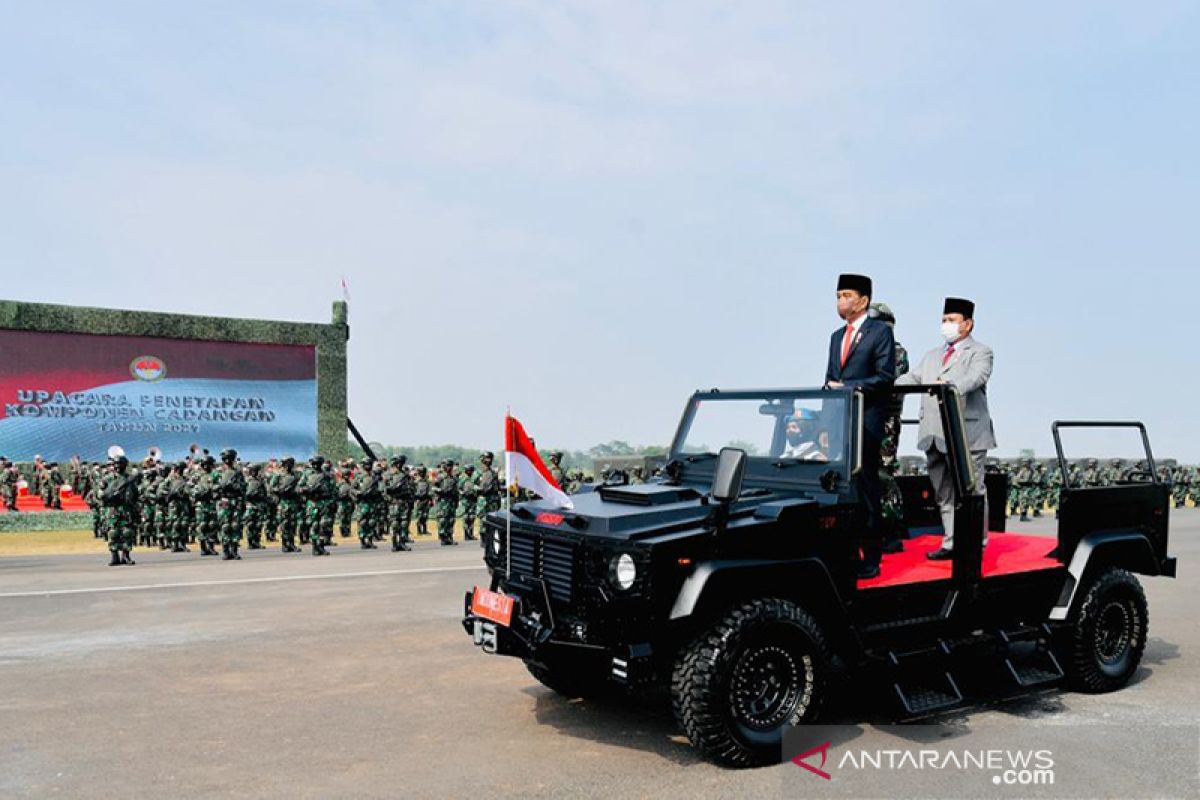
[896,335,996,453]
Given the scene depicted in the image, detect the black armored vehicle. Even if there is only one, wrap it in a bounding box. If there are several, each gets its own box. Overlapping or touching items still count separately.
[462,385,1177,767]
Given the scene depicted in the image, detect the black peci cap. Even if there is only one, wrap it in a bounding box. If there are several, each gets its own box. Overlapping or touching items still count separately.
[837,273,873,298]
[943,297,975,319]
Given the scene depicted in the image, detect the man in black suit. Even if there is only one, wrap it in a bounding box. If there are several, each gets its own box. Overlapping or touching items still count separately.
[825,273,897,579]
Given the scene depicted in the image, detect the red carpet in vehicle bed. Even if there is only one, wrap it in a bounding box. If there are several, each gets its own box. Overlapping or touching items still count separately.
[857,532,1060,590]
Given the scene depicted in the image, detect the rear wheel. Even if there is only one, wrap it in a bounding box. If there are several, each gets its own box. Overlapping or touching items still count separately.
[671,598,830,768]
[1064,567,1148,692]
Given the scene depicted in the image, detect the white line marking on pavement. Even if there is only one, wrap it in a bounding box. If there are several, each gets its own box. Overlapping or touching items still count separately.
[0,564,485,599]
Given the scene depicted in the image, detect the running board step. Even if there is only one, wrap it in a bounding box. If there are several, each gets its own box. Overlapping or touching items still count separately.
[998,625,1064,688]
[888,642,964,716]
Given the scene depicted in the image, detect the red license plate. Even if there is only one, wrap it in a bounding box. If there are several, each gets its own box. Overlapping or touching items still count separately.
[471,586,515,627]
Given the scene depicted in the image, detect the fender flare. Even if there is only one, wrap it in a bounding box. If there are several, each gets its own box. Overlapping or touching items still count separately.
[1049,531,1158,621]
[669,558,846,624]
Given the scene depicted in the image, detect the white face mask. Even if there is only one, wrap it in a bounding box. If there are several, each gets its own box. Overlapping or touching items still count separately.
[941,321,962,343]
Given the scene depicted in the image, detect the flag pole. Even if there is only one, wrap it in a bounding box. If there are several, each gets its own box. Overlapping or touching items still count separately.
[505,411,512,578]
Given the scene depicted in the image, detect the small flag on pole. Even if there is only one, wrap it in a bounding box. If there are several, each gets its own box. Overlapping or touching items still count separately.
[340,276,350,302]
[504,413,573,509]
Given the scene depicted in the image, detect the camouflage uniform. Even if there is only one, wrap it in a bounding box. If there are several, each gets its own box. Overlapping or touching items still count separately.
[352,460,384,549]
[336,462,356,539]
[3,462,22,514]
[164,464,191,552]
[299,457,335,556]
[548,453,568,490]
[273,458,303,553]
[1013,458,1038,521]
[215,449,246,560]
[263,460,280,541]
[243,464,268,550]
[295,463,314,545]
[101,457,138,566]
[138,463,159,547]
[868,302,909,552]
[434,461,459,545]
[384,456,412,551]
[475,453,502,519]
[42,463,64,510]
[190,457,219,556]
[1079,458,1104,489]
[458,464,479,541]
[412,466,432,536]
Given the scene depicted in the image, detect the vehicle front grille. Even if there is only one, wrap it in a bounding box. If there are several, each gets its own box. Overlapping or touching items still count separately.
[507,527,576,603]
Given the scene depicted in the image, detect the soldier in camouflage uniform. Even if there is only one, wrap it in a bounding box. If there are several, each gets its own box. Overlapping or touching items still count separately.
[41,461,64,510]
[164,462,191,552]
[412,465,432,536]
[384,455,412,551]
[101,455,138,566]
[870,302,909,553]
[352,458,383,549]
[1045,463,1063,518]
[273,457,303,553]
[263,459,280,542]
[153,465,172,549]
[1079,458,1104,488]
[1031,463,1048,517]
[1102,458,1124,486]
[137,461,159,547]
[336,460,356,539]
[214,449,246,560]
[299,456,335,556]
[3,460,22,513]
[548,452,568,490]
[1175,466,1193,509]
[434,460,460,546]
[459,464,479,541]
[476,452,502,523]
[1188,467,1200,507]
[243,463,268,550]
[1013,458,1038,521]
[295,460,314,545]
[190,455,219,556]
[1153,462,1174,504]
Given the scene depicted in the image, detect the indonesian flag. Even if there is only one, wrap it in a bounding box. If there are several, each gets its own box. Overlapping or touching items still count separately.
[505,414,573,509]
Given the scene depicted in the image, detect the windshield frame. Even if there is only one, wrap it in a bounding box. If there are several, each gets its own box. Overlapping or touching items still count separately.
[667,387,862,493]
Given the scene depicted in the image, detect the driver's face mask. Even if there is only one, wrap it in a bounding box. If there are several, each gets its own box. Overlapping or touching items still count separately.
[786,425,802,446]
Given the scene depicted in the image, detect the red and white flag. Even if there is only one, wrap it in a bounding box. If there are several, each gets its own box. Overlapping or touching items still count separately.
[505,414,573,509]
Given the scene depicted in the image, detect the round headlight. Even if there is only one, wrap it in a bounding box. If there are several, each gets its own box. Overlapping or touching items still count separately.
[491,533,502,555]
[613,553,637,590]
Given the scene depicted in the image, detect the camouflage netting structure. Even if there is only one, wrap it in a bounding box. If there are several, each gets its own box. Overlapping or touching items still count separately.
[0,298,349,465]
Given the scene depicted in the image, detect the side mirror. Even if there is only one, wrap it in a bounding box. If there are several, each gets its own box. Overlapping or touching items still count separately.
[711,447,747,503]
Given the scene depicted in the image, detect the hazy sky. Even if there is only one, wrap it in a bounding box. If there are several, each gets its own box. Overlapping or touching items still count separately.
[3,2,1198,459]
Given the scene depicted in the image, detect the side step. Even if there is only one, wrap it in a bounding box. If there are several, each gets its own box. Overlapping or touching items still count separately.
[889,641,964,716]
[999,625,1065,688]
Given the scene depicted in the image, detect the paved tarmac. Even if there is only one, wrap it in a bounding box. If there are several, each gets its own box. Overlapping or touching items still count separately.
[1,515,1196,799]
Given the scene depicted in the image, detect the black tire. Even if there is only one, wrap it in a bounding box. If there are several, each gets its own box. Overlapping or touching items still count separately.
[1065,567,1148,693]
[525,657,610,700]
[671,598,830,768]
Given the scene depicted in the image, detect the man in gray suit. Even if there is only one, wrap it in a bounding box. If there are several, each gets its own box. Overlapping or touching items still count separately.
[895,297,996,560]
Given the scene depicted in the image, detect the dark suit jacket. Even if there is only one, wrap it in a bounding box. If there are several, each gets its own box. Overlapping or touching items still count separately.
[825,316,897,439]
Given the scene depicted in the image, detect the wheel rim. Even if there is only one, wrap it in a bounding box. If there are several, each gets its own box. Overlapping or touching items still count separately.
[1095,600,1132,665]
[729,644,805,730]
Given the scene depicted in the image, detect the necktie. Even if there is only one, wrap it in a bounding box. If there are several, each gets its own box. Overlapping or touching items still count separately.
[943,342,956,366]
[840,325,855,367]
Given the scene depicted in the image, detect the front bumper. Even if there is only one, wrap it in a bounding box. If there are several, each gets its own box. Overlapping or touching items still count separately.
[460,585,656,687]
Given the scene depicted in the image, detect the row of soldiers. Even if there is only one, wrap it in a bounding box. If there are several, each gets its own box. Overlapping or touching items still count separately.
[1000,458,1200,520]
[76,448,510,566]
[0,456,67,511]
